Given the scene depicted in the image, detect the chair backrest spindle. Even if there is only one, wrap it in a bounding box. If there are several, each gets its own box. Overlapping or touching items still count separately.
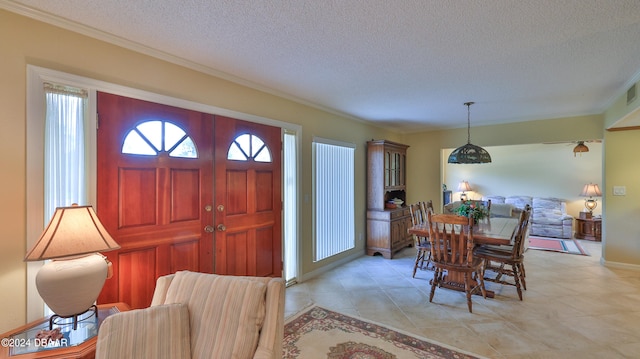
[427,213,474,267]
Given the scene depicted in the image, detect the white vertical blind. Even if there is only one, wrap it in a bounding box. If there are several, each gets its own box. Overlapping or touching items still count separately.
[284,131,298,283]
[313,138,355,261]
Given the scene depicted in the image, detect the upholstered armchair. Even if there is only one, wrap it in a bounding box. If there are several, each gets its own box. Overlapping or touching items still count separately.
[530,197,573,239]
[95,271,285,359]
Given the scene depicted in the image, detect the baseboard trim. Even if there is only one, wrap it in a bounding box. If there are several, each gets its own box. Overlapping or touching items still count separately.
[298,251,364,283]
[601,258,640,271]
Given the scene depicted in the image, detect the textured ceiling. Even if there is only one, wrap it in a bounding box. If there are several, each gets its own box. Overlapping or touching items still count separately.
[5,0,640,131]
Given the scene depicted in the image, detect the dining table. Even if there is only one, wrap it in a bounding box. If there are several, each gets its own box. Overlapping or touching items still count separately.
[407,216,520,298]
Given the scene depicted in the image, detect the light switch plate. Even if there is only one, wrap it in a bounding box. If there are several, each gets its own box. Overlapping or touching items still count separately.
[613,186,626,196]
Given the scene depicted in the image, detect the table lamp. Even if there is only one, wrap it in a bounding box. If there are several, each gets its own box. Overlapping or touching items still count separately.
[579,183,602,218]
[24,204,120,329]
[457,180,472,201]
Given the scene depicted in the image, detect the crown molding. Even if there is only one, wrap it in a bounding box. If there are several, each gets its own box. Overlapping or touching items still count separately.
[1,0,365,125]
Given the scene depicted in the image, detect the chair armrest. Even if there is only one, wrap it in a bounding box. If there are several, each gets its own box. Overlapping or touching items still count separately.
[96,303,191,359]
[253,278,285,359]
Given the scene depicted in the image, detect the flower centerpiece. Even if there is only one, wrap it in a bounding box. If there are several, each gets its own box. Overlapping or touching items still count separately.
[455,201,489,223]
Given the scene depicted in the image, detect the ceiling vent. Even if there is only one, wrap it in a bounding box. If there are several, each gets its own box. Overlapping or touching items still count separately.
[627,83,636,105]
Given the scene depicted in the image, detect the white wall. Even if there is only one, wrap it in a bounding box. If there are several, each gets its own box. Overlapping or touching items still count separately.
[442,142,603,219]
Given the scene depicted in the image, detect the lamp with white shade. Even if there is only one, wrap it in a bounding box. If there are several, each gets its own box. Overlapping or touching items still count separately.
[579,183,602,218]
[457,180,472,201]
[24,204,120,329]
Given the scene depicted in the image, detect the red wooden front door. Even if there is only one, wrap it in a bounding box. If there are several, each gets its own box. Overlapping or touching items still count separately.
[96,92,214,308]
[213,116,282,276]
[96,93,282,309]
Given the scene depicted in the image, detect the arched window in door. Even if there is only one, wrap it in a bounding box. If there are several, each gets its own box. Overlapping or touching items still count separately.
[227,133,272,162]
[122,120,198,158]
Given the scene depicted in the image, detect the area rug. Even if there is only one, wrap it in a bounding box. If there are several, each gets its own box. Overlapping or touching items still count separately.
[284,305,485,359]
[528,236,589,255]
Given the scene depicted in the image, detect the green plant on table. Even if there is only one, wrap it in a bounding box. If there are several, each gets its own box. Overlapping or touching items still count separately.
[455,201,489,223]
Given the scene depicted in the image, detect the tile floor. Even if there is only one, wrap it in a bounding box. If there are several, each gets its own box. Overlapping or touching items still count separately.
[285,240,640,358]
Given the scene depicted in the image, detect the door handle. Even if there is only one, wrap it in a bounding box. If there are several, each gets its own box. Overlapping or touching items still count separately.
[204,225,215,233]
[217,224,227,232]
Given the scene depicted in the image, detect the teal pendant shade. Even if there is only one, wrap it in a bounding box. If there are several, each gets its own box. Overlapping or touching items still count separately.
[448,102,492,164]
[448,143,492,164]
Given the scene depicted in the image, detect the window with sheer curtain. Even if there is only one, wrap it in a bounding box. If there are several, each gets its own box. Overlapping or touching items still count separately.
[44,83,88,222]
[284,131,298,283]
[313,138,355,261]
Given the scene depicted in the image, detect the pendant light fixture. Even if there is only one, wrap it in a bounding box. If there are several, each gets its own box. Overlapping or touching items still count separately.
[573,141,589,157]
[448,102,492,164]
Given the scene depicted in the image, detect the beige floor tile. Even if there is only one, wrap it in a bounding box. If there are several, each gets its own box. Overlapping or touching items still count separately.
[285,240,640,358]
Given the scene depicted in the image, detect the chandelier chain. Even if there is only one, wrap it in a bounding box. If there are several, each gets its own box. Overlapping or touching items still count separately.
[467,104,471,144]
[464,102,474,144]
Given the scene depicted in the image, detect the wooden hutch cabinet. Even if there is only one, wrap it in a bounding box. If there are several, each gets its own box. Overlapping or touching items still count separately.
[366,140,412,259]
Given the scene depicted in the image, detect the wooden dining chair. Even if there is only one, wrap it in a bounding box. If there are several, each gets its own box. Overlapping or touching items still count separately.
[426,212,486,313]
[474,205,532,300]
[409,201,433,277]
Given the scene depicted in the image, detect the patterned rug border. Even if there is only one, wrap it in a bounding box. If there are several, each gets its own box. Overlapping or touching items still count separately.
[528,236,590,256]
[284,304,488,359]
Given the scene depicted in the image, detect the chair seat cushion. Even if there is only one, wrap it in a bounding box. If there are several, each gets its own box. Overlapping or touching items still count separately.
[164,271,267,359]
[96,303,191,359]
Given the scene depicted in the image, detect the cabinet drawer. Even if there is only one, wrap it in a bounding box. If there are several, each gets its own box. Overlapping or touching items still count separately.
[390,208,410,220]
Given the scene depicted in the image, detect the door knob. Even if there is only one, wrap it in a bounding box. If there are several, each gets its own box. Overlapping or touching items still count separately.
[217,224,227,231]
[204,225,215,233]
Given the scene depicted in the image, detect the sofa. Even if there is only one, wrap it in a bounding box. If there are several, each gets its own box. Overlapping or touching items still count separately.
[484,196,573,239]
[95,271,285,359]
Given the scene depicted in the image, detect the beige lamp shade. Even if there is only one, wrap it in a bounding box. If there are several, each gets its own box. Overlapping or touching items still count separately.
[25,205,120,261]
[580,183,602,198]
[579,183,602,214]
[457,180,472,192]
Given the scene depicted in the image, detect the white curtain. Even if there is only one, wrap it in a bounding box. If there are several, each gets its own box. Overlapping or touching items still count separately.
[44,83,88,224]
[313,138,355,261]
[42,84,88,318]
[283,131,298,284]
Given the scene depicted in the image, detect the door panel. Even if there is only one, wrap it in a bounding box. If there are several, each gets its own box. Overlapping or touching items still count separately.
[117,249,156,308]
[171,169,201,221]
[214,116,282,277]
[118,167,157,227]
[97,92,214,309]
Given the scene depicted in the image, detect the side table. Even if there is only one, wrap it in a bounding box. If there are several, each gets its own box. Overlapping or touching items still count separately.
[575,217,602,241]
[0,302,129,359]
